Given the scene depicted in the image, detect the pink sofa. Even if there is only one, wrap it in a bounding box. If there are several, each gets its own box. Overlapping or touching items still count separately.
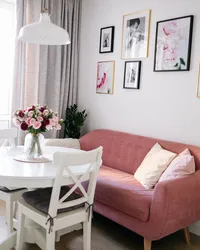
[79,129,200,250]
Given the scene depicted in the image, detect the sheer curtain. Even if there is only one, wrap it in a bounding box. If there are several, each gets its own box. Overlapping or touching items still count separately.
[11,0,81,143]
[0,0,15,129]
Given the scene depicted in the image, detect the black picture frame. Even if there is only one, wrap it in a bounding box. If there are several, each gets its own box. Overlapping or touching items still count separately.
[153,15,194,72]
[123,61,141,89]
[99,26,115,53]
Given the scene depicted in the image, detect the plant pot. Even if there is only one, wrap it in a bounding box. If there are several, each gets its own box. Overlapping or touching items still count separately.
[24,133,44,159]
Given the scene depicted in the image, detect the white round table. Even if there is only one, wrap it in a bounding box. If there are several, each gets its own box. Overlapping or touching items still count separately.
[0,146,85,249]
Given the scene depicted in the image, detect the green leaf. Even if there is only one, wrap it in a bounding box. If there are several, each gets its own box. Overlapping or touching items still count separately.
[64,104,87,139]
[180,58,185,66]
[174,63,178,67]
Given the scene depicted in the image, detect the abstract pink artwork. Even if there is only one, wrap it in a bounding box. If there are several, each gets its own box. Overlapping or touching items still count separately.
[96,61,115,94]
[154,15,193,72]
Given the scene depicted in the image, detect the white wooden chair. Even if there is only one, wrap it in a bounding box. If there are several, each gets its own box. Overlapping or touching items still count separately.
[16,146,103,250]
[0,128,26,234]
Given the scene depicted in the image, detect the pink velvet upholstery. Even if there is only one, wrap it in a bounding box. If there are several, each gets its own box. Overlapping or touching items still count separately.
[79,129,200,241]
[96,165,153,222]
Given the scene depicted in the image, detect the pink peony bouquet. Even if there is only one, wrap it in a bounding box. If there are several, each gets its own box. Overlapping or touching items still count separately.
[13,105,63,134]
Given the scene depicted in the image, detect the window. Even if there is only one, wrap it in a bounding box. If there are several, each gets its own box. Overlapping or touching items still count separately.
[0,0,15,128]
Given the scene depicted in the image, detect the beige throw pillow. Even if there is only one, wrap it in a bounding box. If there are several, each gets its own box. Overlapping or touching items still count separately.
[134,143,176,189]
[44,138,80,149]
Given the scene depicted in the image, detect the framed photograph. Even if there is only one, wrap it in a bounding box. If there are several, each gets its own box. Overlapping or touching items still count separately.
[121,10,151,59]
[197,63,200,98]
[96,61,115,94]
[154,15,194,72]
[123,61,141,89]
[99,26,115,53]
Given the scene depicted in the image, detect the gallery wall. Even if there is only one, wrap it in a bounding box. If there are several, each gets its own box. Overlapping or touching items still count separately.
[78,0,200,234]
[78,0,200,146]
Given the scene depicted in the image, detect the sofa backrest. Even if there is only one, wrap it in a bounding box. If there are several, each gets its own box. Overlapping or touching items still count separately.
[79,129,200,174]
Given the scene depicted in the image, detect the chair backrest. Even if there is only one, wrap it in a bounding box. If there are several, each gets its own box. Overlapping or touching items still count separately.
[0,128,17,147]
[48,146,103,217]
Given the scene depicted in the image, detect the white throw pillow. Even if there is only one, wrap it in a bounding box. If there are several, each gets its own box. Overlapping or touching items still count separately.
[134,143,176,189]
[44,138,80,149]
[159,149,195,182]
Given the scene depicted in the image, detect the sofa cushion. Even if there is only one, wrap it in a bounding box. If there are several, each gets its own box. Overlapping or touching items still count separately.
[44,138,80,149]
[95,165,153,222]
[79,129,200,174]
[134,143,176,189]
[159,149,195,182]
[22,186,84,215]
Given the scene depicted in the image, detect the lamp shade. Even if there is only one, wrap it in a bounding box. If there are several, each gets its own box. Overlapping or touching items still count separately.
[18,13,70,45]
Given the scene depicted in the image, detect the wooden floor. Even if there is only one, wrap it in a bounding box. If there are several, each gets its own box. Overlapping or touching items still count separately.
[1,200,200,250]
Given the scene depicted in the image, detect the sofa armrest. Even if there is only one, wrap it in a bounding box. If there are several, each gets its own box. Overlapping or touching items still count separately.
[149,171,200,238]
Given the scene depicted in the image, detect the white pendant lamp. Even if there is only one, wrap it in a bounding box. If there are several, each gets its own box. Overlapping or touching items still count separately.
[18,1,70,45]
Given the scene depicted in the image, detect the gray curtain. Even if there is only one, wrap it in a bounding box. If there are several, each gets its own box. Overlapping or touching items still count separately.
[11,0,81,141]
[38,0,81,137]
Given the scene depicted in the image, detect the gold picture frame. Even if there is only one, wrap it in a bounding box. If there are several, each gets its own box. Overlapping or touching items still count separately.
[96,61,115,94]
[197,62,200,98]
[121,9,151,59]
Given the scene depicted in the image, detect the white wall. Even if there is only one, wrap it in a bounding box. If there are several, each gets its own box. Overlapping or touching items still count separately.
[78,0,200,235]
[78,0,200,146]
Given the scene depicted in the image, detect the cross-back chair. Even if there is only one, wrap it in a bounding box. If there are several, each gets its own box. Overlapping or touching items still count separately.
[16,146,103,250]
[0,128,26,234]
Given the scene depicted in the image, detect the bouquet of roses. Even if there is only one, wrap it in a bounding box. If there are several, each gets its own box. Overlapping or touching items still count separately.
[13,105,63,134]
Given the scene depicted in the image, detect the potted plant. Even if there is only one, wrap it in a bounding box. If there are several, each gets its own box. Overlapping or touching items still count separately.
[64,104,87,139]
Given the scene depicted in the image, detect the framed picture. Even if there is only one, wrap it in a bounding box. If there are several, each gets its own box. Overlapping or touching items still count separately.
[154,15,194,72]
[121,10,151,59]
[197,63,200,98]
[123,61,141,89]
[96,61,115,94]
[99,26,115,53]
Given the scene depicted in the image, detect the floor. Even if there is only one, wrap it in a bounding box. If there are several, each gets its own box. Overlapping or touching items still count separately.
[1,200,200,250]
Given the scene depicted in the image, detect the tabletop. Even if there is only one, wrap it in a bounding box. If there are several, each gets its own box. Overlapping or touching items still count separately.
[0,146,89,188]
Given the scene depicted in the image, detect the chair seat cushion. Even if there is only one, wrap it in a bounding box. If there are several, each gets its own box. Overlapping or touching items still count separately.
[0,186,26,193]
[22,186,84,215]
[95,166,154,222]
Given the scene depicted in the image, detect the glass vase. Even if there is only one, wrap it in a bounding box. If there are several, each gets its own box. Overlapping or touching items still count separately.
[24,133,44,159]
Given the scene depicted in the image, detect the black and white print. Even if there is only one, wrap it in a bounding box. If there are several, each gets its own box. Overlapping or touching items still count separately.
[123,61,141,89]
[99,26,115,53]
[122,10,151,59]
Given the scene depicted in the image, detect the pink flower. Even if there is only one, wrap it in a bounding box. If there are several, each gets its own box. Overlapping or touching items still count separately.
[49,119,54,126]
[43,109,49,116]
[37,116,43,122]
[32,121,41,130]
[56,124,61,130]
[28,111,34,117]
[54,120,58,126]
[13,118,20,126]
[18,116,24,121]
[52,115,58,122]
[30,118,36,125]
[26,117,32,126]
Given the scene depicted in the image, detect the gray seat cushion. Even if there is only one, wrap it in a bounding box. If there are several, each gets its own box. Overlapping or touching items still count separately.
[22,186,84,215]
[0,186,26,193]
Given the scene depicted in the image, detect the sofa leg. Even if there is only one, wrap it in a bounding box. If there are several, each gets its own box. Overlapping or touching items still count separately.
[184,227,190,245]
[144,238,152,250]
